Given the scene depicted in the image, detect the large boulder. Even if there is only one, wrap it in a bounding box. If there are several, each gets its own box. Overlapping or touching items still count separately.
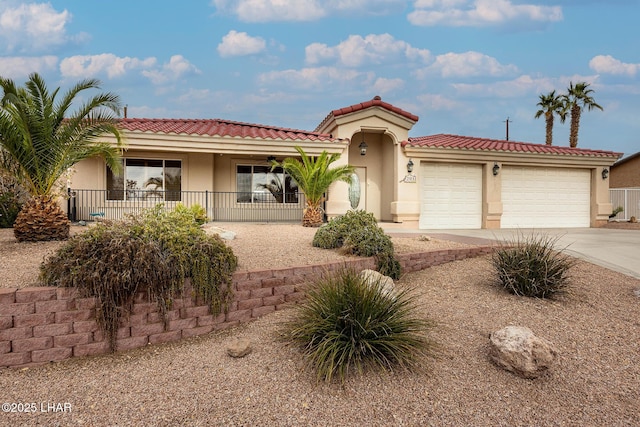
[359,269,395,297]
[489,326,558,379]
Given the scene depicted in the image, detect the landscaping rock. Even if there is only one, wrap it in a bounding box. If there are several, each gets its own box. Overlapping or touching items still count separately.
[489,326,558,379]
[359,269,395,297]
[204,226,236,240]
[227,338,252,358]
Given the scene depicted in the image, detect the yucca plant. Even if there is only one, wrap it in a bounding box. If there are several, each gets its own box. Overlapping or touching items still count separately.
[491,233,576,298]
[282,269,435,383]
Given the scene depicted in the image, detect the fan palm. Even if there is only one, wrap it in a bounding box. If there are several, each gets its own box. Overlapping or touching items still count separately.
[534,90,566,146]
[0,73,124,241]
[272,146,354,227]
[564,82,603,148]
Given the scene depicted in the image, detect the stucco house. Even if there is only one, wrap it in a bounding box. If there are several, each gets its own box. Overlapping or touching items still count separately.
[610,152,640,189]
[609,151,640,221]
[67,96,622,229]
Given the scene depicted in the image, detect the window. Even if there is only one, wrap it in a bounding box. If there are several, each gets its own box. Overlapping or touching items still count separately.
[236,165,298,203]
[107,159,182,201]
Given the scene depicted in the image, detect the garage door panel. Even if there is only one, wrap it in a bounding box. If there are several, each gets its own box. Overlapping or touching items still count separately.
[420,163,482,229]
[502,167,590,228]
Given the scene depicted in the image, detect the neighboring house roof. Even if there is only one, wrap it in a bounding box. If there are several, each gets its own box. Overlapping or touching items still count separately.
[119,118,336,142]
[612,151,640,168]
[315,95,419,132]
[403,134,622,158]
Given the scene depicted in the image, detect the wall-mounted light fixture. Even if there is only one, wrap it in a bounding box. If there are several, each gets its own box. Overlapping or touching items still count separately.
[602,168,609,180]
[492,162,500,176]
[407,159,414,173]
[267,155,276,162]
[359,132,368,156]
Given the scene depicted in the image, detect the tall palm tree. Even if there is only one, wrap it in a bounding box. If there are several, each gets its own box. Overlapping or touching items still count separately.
[564,81,603,148]
[0,73,124,241]
[534,90,566,146]
[272,146,354,227]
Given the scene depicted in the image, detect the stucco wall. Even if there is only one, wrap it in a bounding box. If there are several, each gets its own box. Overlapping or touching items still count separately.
[611,157,640,188]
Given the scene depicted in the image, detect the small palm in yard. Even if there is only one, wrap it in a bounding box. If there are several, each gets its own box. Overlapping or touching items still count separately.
[491,233,576,298]
[0,73,123,241]
[272,146,354,227]
[282,269,436,383]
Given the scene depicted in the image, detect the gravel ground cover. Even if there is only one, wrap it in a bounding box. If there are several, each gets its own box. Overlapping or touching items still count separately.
[0,223,639,426]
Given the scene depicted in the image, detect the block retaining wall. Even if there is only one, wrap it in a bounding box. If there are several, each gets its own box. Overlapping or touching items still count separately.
[0,246,493,368]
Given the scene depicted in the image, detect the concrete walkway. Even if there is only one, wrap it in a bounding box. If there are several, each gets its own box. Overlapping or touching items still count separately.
[381,224,640,280]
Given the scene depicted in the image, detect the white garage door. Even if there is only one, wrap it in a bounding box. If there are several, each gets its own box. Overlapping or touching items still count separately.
[501,167,591,228]
[419,163,482,229]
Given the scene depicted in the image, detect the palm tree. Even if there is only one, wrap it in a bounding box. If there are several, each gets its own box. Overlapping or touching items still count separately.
[564,81,603,148]
[272,146,354,227]
[0,73,124,241]
[534,90,566,146]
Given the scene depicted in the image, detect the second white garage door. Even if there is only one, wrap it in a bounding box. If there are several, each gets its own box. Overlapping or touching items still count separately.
[501,166,591,228]
[419,163,483,229]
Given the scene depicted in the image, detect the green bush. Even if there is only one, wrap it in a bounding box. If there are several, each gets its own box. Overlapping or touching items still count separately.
[313,210,401,279]
[491,233,576,298]
[282,268,435,383]
[40,205,237,350]
[0,189,23,228]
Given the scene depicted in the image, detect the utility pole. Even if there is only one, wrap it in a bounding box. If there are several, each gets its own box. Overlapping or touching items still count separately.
[503,117,512,141]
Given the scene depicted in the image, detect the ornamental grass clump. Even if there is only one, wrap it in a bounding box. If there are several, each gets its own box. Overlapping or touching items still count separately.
[491,233,576,299]
[40,204,237,351]
[312,210,401,279]
[282,268,436,383]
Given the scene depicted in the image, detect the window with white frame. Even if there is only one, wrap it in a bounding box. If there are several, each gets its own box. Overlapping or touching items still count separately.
[107,159,182,201]
[236,165,298,203]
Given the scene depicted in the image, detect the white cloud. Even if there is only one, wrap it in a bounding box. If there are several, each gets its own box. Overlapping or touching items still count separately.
[141,55,201,85]
[408,0,563,27]
[60,54,157,79]
[372,77,405,94]
[0,2,79,52]
[306,34,431,67]
[212,0,325,22]
[589,55,640,76]
[419,51,518,78]
[0,56,58,78]
[217,30,267,57]
[452,75,557,97]
[258,66,373,90]
[416,93,461,110]
[212,0,404,22]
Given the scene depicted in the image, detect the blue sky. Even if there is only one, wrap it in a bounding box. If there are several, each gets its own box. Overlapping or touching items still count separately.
[1,0,639,156]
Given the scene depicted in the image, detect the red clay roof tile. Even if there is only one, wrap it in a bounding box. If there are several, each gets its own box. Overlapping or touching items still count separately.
[119,118,335,142]
[403,134,622,158]
[315,96,419,131]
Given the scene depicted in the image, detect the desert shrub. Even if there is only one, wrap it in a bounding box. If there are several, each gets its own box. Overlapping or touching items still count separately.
[282,268,435,383]
[0,171,27,228]
[0,189,23,228]
[313,210,401,279]
[173,203,208,225]
[491,233,576,298]
[40,205,237,350]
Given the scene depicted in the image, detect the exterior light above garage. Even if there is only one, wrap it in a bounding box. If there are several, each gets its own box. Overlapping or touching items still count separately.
[492,162,500,176]
[407,159,414,173]
[602,168,609,180]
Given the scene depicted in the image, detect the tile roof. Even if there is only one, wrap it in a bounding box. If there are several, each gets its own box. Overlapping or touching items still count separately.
[403,134,622,158]
[119,118,336,142]
[315,96,419,131]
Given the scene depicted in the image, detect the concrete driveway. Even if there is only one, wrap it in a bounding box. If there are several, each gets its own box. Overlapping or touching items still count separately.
[383,225,640,279]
